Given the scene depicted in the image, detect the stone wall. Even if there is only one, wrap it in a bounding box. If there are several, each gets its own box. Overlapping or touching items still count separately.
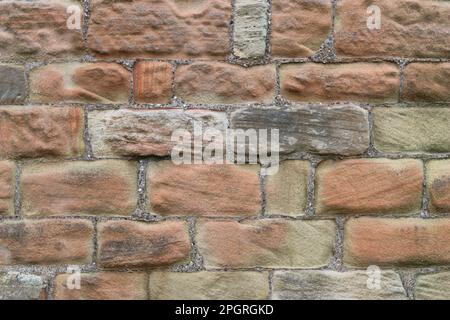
[0,0,450,300]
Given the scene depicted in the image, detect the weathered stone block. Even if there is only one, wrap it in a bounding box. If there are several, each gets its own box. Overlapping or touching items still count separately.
[335,0,450,58]
[271,0,332,57]
[0,272,46,300]
[198,219,336,268]
[281,63,400,102]
[30,63,131,104]
[149,271,269,300]
[88,0,231,58]
[265,160,309,216]
[233,0,268,59]
[148,162,261,217]
[272,270,406,300]
[0,65,26,104]
[0,106,84,159]
[21,161,137,216]
[175,62,275,104]
[0,0,83,60]
[88,109,226,158]
[230,105,369,156]
[98,220,190,268]
[373,108,450,153]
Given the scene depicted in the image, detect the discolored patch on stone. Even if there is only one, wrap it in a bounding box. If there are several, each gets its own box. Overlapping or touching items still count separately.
[272,270,406,300]
[0,219,94,265]
[134,61,173,104]
[233,0,268,59]
[54,272,148,300]
[265,160,309,217]
[316,159,423,215]
[0,272,47,300]
[150,271,269,300]
[148,162,261,217]
[197,219,335,268]
[344,218,450,267]
[0,161,15,216]
[373,108,450,153]
[415,272,450,300]
[98,220,190,268]
[230,105,369,156]
[0,65,26,104]
[402,63,450,102]
[21,161,137,216]
[426,160,450,213]
[30,63,131,103]
[88,109,227,158]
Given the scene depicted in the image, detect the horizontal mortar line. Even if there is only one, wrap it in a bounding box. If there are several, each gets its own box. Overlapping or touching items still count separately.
[0,215,338,222]
[1,57,236,66]
[268,213,427,220]
[372,102,450,107]
[2,265,450,275]
[361,153,450,160]
[3,213,450,223]
[6,153,450,164]
[6,101,450,110]
[274,57,450,63]
[2,57,450,67]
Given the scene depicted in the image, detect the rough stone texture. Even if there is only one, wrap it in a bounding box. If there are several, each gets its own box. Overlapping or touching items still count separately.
[88,109,227,158]
[0,272,46,300]
[0,0,83,60]
[0,219,93,265]
[30,63,131,103]
[148,162,260,216]
[0,106,84,159]
[415,272,450,300]
[175,62,275,104]
[98,220,190,268]
[150,271,269,300]
[281,63,400,103]
[373,108,450,153]
[402,63,450,102]
[3,0,450,302]
[344,218,450,267]
[134,61,173,104]
[21,161,137,216]
[197,219,335,268]
[54,272,148,300]
[265,160,309,216]
[272,270,406,300]
[88,0,231,58]
[335,0,450,58]
[0,65,26,104]
[230,105,369,156]
[426,160,450,213]
[0,161,15,216]
[316,159,423,215]
[233,0,268,59]
[271,0,332,57]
